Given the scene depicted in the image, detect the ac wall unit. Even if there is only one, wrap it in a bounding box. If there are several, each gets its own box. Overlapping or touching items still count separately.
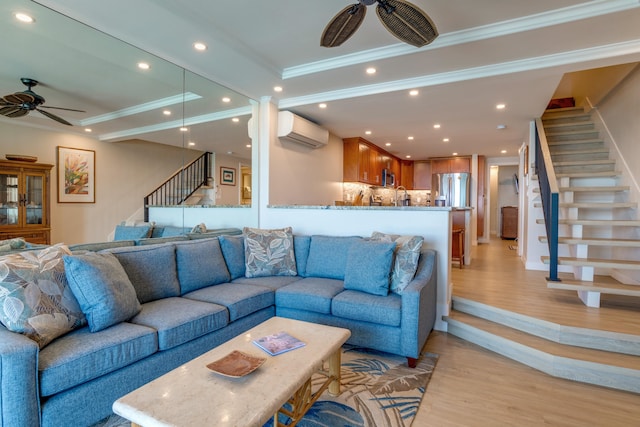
[277,111,329,148]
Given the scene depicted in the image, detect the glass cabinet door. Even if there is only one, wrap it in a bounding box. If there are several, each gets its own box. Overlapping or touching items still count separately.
[0,172,19,226]
[25,173,45,225]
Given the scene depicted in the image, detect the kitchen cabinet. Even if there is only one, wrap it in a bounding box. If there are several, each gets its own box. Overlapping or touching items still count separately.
[343,137,397,186]
[0,160,52,244]
[400,160,414,189]
[431,157,470,174]
[501,206,518,239]
[413,161,431,190]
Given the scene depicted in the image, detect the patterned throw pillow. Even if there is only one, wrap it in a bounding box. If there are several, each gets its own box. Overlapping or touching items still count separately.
[0,244,86,348]
[243,227,297,278]
[371,232,424,293]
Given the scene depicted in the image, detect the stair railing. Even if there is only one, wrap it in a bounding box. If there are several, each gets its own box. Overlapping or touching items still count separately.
[144,152,211,222]
[534,118,560,282]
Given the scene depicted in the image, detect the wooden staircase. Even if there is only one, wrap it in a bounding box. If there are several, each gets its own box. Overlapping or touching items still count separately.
[537,107,640,307]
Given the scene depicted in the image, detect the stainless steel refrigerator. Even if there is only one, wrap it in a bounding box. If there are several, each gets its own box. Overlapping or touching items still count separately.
[432,173,471,207]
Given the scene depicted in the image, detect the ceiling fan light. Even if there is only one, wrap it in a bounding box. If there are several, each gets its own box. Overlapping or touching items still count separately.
[376,0,438,47]
[321,3,367,47]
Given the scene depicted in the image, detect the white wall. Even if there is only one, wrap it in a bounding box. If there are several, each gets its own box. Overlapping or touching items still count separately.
[214,152,247,205]
[0,121,200,244]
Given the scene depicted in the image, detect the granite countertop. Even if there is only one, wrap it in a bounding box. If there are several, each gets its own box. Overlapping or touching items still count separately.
[147,204,251,208]
[268,204,472,211]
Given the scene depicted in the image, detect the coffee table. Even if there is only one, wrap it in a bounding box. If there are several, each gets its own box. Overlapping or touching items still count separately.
[112,317,351,427]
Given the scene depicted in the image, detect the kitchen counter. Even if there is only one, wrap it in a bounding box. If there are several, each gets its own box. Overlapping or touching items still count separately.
[268,204,472,211]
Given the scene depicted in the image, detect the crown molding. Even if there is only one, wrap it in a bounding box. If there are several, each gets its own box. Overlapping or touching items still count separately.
[283,0,640,79]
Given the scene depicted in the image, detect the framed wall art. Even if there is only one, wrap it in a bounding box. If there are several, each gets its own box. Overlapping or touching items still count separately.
[57,146,95,203]
[220,166,236,186]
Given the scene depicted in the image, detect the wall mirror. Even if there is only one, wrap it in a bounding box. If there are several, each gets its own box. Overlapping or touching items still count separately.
[0,0,255,242]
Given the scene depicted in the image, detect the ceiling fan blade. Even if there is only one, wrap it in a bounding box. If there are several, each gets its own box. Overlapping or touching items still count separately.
[40,105,86,113]
[376,0,438,47]
[36,108,73,126]
[4,92,36,105]
[321,3,367,47]
[0,106,29,118]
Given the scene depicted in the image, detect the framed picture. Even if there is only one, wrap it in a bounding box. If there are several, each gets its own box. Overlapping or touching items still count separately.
[220,166,236,186]
[57,146,95,203]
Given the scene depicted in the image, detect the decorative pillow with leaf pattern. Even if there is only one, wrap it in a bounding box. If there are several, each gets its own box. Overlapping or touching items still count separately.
[0,244,87,348]
[371,232,424,293]
[243,227,297,278]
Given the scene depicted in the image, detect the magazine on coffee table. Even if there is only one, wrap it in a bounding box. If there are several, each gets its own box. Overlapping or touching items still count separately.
[253,331,306,356]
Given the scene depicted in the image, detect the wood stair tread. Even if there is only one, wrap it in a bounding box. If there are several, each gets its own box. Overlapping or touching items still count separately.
[547,279,640,297]
[557,186,629,192]
[552,159,615,166]
[536,218,640,226]
[542,256,640,270]
[550,148,609,155]
[539,236,640,247]
[533,202,636,209]
[547,138,604,145]
[446,311,640,370]
[555,171,621,178]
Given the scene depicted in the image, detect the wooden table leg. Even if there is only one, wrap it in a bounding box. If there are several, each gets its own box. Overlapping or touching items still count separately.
[328,349,341,396]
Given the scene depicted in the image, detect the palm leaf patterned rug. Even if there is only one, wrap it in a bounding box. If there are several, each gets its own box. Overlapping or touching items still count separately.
[95,346,438,427]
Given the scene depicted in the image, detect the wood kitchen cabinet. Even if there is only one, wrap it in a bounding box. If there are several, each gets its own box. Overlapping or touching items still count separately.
[0,160,52,244]
[501,206,518,239]
[431,157,470,174]
[413,161,431,190]
[343,137,397,186]
[400,160,414,189]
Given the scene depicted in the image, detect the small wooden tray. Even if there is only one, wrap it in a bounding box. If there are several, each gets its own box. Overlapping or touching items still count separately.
[206,350,265,378]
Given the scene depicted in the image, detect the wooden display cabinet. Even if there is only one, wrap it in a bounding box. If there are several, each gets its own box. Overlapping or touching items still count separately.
[501,206,518,240]
[0,160,53,244]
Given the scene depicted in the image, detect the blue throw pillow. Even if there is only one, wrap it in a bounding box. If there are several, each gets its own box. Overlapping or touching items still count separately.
[64,252,141,332]
[343,240,396,296]
[113,225,152,241]
[219,235,245,279]
[305,236,362,280]
[175,238,231,293]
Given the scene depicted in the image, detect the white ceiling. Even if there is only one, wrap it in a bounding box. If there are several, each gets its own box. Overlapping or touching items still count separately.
[5,0,640,161]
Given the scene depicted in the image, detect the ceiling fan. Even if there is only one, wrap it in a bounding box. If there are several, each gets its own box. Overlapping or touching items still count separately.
[321,0,438,48]
[0,78,84,126]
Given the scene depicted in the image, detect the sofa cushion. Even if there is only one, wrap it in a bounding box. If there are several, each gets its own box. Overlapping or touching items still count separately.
[243,227,297,278]
[159,226,191,237]
[113,225,152,241]
[232,276,302,290]
[104,244,180,304]
[219,235,245,279]
[130,297,228,350]
[184,283,273,322]
[38,322,157,397]
[293,235,311,277]
[332,290,402,327]
[174,238,231,294]
[63,252,142,332]
[275,277,345,314]
[136,235,189,245]
[305,236,362,280]
[0,244,86,348]
[343,240,395,296]
[68,240,136,252]
[371,232,424,293]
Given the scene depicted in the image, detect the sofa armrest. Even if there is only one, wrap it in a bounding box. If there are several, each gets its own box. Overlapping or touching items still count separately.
[399,249,437,359]
[0,326,40,427]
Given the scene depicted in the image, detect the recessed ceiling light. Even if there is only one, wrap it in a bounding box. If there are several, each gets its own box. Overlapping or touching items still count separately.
[385,143,391,147]
[408,136,414,140]
[179,127,188,132]
[433,124,441,129]
[163,110,171,116]
[365,130,372,135]
[232,117,240,123]
[496,103,506,110]
[246,144,252,148]
[273,86,283,92]
[497,124,507,129]
[193,42,207,51]
[501,150,507,154]
[319,103,327,109]
[137,62,150,70]
[84,128,92,133]
[14,12,34,23]
[443,138,450,142]
[405,155,412,159]
[188,141,196,146]
[227,151,234,155]
[366,67,376,75]
[222,97,231,103]
[409,90,419,96]
[453,152,458,156]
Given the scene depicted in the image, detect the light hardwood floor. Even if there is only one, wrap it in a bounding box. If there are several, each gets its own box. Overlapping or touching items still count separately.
[413,238,640,426]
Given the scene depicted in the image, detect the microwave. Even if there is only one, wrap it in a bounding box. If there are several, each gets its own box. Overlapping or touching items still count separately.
[382,169,395,187]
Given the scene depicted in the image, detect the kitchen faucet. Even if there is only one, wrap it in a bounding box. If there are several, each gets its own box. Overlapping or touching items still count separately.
[394,186,407,206]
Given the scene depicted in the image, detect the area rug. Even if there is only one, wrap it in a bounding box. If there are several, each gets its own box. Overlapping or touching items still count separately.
[93,347,438,427]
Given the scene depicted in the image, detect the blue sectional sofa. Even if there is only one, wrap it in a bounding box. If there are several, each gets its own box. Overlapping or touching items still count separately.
[0,230,437,427]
